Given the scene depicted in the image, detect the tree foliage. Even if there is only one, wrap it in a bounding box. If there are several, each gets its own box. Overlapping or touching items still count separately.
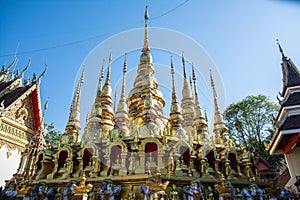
[43,123,62,146]
[224,95,284,169]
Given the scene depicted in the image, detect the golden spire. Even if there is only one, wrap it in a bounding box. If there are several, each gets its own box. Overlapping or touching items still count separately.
[96,60,105,100]
[142,6,150,53]
[192,64,207,129]
[127,6,166,135]
[82,61,104,141]
[100,52,114,136]
[64,67,84,143]
[115,55,129,136]
[101,52,113,101]
[210,70,227,136]
[169,56,183,127]
[140,6,152,63]
[104,51,112,87]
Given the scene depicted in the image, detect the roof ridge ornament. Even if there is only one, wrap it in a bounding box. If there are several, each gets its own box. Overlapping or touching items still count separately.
[276,39,286,60]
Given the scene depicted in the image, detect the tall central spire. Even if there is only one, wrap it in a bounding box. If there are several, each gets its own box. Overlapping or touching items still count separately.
[128,6,167,137]
[140,6,152,63]
[142,6,150,53]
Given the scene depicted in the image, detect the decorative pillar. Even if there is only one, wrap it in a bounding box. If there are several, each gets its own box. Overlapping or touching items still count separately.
[135,152,145,173]
[119,152,127,175]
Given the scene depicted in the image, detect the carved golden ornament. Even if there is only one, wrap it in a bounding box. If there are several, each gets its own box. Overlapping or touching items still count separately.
[4,97,35,130]
[72,173,93,194]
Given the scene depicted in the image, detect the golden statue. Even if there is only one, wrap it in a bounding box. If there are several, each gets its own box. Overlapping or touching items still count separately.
[126,185,136,200]
[169,184,179,200]
[72,173,93,194]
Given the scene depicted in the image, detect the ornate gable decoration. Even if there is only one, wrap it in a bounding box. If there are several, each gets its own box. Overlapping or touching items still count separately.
[2,85,39,131]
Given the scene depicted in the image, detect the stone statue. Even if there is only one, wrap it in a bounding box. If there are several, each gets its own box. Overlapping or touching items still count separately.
[241,188,252,200]
[30,182,46,200]
[206,186,214,200]
[100,179,121,200]
[63,180,76,200]
[1,184,18,200]
[182,180,205,200]
[140,184,152,200]
[167,153,174,179]
[128,153,136,175]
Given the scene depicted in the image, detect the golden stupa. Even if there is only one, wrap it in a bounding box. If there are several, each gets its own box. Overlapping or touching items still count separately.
[5,6,265,200]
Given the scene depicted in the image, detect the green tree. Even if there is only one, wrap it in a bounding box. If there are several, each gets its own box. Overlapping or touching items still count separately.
[223,95,284,169]
[43,123,62,146]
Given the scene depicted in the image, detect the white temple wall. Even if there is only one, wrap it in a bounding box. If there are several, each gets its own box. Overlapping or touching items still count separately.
[0,146,20,187]
[285,147,300,193]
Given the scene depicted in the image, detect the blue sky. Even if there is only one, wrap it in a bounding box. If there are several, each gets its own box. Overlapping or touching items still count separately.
[1,0,300,132]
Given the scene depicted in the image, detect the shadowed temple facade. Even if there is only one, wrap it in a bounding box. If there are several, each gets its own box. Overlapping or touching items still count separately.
[1,7,298,200]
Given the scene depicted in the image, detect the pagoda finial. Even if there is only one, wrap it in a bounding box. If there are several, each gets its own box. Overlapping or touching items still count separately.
[181,52,195,129]
[276,39,286,60]
[100,53,114,135]
[171,56,176,99]
[192,64,198,99]
[115,54,129,136]
[67,67,84,131]
[210,70,220,114]
[121,54,127,101]
[104,52,112,87]
[182,51,187,79]
[170,56,183,127]
[142,6,150,53]
[96,59,105,99]
[192,64,207,130]
[100,59,105,80]
[210,70,227,135]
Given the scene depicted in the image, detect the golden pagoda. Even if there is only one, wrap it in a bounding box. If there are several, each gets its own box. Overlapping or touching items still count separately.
[3,6,268,200]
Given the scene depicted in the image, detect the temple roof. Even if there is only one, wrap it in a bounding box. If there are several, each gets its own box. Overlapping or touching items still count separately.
[0,80,14,92]
[278,41,300,95]
[282,92,300,107]
[0,85,31,108]
[280,114,300,130]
